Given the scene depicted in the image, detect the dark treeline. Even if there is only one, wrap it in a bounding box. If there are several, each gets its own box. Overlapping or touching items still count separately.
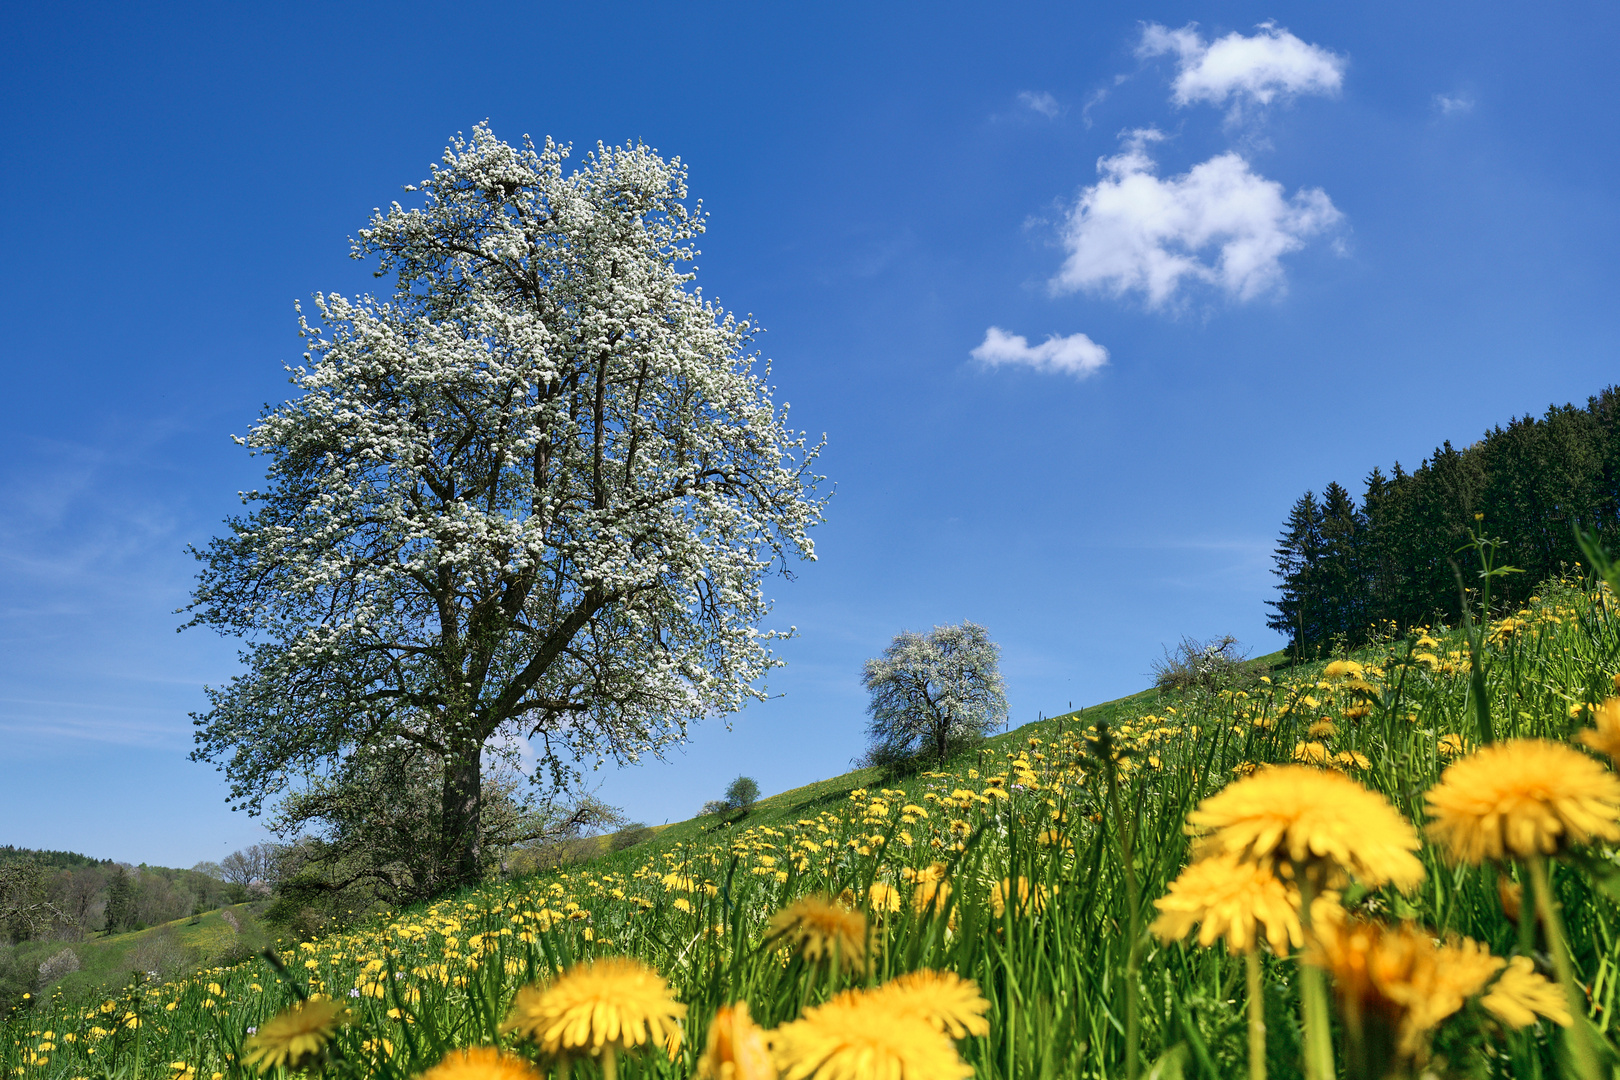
[1268,386,1620,651]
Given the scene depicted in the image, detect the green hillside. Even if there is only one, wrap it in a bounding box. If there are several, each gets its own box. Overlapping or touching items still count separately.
[5,904,269,1004]
[7,588,1620,1080]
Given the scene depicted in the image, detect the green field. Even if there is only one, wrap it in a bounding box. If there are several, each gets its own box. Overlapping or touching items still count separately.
[9,904,268,1004]
[8,575,1620,1079]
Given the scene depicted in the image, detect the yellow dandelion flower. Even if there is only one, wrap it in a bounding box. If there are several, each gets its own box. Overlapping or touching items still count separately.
[911,878,953,919]
[419,1046,540,1080]
[1308,918,1447,1058]
[765,896,867,971]
[241,999,349,1073]
[1332,751,1371,771]
[1188,765,1424,890]
[1150,854,1302,955]
[1323,660,1364,680]
[1406,937,1508,1040]
[696,1002,775,1080]
[1576,698,1620,766]
[1481,956,1571,1028]
[771,992,972,1080]
[866,883,901,913]
[989,877,1045,919]
[1293,741,1331,765]
[1426,739,1620,863]
[501,957,685,1061]
[869,970,990,1039]
[1307,719,1337,739]
[1437,733,1464,758]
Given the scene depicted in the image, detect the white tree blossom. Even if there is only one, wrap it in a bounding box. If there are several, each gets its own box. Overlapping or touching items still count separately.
[862,622,1008,766]
[187,125,826,886]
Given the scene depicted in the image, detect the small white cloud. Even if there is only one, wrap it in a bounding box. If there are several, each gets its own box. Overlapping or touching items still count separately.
[1138,21,1344,117]
[1018,90,1061,118]
[1434,92,1475,116]
[972,327,1109,378]
[1051,129,1342,307]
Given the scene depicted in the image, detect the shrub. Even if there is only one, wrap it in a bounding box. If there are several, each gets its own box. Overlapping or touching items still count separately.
[1150,635,1251,693]
[36,947,79,985]
[610,824,655,852]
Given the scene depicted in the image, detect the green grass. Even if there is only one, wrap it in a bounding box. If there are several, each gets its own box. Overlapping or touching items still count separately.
[7,588,1619,1080]
[12,904,267,1004]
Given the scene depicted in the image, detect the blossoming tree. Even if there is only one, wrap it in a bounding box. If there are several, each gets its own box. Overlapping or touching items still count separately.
[862,622,1008,767]
[187,126,825,889]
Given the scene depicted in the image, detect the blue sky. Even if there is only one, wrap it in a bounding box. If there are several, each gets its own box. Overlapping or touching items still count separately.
[3,2,1618,866]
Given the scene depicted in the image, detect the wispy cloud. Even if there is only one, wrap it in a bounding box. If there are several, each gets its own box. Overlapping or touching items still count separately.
[1138,21,1345,120]
[972,326,1109,378]
[1050,129,1342,307]
[1017,90,1061,119]
[1434,92,1475,116]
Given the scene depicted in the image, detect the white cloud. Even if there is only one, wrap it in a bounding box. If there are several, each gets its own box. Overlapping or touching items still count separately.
[1018,90,1061,118]
[1435,92,1475,116]
[1138,21,1344,116]
[1051,129,1342,307]
[972,326,1109,378]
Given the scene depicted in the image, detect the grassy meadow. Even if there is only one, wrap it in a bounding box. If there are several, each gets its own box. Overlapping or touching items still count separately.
[9,567,1620,1079]
[14,906,269,1004]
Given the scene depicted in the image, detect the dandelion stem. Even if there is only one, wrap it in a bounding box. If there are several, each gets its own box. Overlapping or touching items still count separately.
[1099,722,1142,1080]
[601,1045,617,1080]
[1528,855,1600,1080]
[1246,950,1267,1080]
[1295,871,1335,1080]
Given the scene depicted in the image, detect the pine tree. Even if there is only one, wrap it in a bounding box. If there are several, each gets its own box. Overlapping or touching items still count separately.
[1266,491,1325,653]
[103,867,135,935]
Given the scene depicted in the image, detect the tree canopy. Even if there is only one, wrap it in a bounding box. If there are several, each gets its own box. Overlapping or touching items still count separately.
[187,126,826,890]
[862,622,1008,767]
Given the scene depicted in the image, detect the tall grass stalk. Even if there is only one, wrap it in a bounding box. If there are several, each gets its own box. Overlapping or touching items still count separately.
[1529,855,1602,1080]
[1245,951,1266,1080]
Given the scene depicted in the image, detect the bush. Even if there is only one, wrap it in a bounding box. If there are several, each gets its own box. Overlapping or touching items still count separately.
[609,824,654,852]
[36,947,79,986]
[1150,635,1252,693]
[127,927,196,980]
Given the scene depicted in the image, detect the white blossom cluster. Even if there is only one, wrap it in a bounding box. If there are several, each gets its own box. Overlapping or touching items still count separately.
[188,126,826,847]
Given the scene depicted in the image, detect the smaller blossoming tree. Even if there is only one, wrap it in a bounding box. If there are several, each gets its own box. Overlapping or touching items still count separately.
[861,622,1008,767]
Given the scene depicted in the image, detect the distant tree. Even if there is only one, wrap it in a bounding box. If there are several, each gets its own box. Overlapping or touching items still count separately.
[191,861,224,880]
[219,845,276,890]
[862,622,1008,767]
[103,868,136,935]
[723,775,760,811]
[701,775,759,816]
[185,125,826,892]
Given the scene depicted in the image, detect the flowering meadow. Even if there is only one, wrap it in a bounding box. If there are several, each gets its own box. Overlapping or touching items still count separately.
[10,567,1620,1078]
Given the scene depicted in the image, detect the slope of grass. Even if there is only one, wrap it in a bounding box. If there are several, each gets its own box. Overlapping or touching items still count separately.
[11,904,268,1004]
[7,589,1619,1080]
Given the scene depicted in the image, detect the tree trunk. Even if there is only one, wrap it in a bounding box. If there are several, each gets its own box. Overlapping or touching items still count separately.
[441,743,483,890]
